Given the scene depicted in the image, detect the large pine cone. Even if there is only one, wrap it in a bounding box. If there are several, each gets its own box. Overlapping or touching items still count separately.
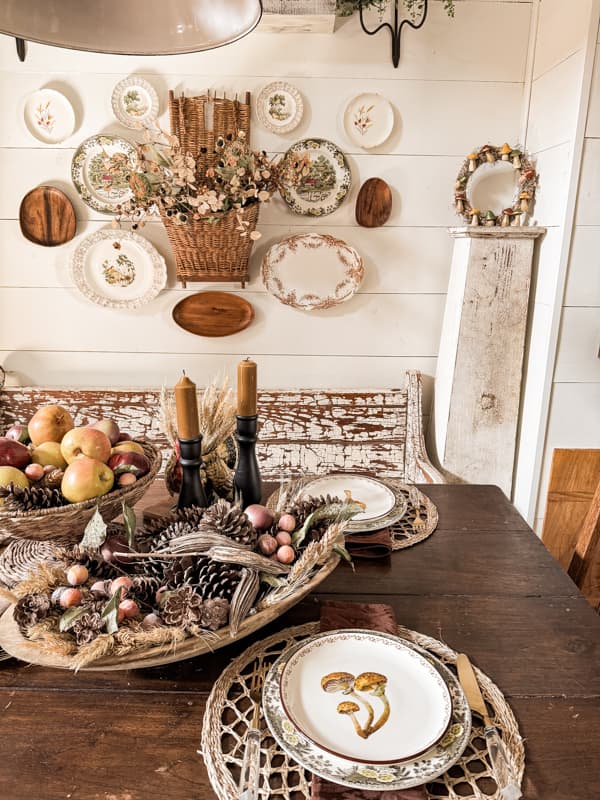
[130,575,161,607]
[284,494,340,543]
[198,499,257,547]
[0,484,68,511]
[163,556,241,602]
[161,586,203,628]
[13,593,51,630]
[71,611,104,646]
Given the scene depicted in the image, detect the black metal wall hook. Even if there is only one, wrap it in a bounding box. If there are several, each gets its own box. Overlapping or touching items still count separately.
[358,0,428,68]
[15,38,26,62]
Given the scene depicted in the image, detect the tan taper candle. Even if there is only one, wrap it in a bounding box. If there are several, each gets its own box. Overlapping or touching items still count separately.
[174,373,200,439]
[237,358,257,416]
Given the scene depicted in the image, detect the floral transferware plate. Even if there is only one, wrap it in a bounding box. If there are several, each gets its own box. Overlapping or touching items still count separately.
[280,630,452,764]
[23,89,75,144]
[343,92,394,150]
[279,138,351,216]
[111,76,159,129]
[300,474,407,532]
[256,81,303,134]
[263,629,471,792]
[71,134,138,214]
[261,233,364,312]
[71,228,167,309]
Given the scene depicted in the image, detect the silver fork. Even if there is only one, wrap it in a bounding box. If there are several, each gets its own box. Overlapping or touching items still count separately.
[410,487,427,533]
[239,662,267,800]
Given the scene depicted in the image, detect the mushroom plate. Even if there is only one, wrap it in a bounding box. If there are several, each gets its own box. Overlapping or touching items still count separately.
[278,629,453,764]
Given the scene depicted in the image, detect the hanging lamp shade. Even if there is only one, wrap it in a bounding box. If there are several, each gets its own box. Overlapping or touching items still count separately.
[0,0,262,56]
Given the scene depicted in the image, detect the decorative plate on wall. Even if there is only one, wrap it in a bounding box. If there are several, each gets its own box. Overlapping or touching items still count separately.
[71,228,167,309]
[23,88,75,144]
[111,76,159,129]
[343,92,394,149]
[71,135,138,215]
[279,138,351,216]
[256,81,303,134]
[261,233,364,311]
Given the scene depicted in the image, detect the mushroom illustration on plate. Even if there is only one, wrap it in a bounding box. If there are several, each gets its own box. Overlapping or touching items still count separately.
[321,671,375,736]
[337,701,366,739]
[354,672,390,735]
[322,670,390,739]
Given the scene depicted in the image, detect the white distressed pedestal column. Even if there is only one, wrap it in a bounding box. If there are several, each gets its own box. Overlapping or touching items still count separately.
[431,226,545,497]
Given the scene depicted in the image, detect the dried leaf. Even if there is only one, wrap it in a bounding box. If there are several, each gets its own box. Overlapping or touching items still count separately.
[292,501,363,548]
[122,503,137,548]
[101,587,122,634]
[59,606,87,633]
[79,507,108,552]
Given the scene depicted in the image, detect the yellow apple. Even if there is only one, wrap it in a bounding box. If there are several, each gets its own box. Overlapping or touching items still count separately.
[110,441,145,457]
[61,458,114,503]
[31,441,68,470]
[60,427,112,465]
[28,405,74,446]
[0,466,29,502]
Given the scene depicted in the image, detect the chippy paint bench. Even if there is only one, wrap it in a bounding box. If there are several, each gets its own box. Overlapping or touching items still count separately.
[0,370,443,484]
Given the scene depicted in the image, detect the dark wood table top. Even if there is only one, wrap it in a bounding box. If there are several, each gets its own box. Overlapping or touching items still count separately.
[1,483,599,800]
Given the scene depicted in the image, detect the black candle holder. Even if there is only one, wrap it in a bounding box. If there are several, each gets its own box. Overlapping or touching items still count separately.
[177,434,208,510]
[233,415,262,510]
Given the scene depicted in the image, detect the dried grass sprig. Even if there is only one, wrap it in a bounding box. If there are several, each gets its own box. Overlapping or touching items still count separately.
[13,565,66,598]
[0,587,18,605]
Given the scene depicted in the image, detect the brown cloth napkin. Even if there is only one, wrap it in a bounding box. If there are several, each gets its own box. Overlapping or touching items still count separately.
[344,528,393,559]
[311,600,428,800]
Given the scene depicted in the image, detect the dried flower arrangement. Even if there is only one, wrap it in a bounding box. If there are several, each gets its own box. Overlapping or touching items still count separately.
[1,488,361,670]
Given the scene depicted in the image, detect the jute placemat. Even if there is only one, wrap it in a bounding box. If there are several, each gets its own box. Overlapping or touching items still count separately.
[201,623,524,800]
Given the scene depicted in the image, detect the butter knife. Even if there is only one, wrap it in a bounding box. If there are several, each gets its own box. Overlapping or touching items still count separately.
[456,653,522,800]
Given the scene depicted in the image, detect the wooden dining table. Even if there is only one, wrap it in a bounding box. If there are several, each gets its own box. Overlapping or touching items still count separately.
[0,482,599,800]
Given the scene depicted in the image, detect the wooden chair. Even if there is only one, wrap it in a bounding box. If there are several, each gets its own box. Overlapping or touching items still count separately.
[0,370,443,485]
[568,479,600,611]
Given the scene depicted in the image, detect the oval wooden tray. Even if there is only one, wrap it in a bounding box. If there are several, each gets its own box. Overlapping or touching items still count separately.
[172,292,254,337]
[0,555,339,670]
[19,186,76,246]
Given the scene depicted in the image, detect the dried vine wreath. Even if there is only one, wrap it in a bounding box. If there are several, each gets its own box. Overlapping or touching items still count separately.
[454,143,537,227]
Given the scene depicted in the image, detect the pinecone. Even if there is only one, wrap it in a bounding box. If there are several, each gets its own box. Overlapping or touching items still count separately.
[284,494,342,543]
[163,555,241,602]
[199,597,229,631]
[198,499,257,546]
[130,575,161,607]
[71,611,104,646]
[13,592,51,630]
[0,484,68,511]
[161,586,203,628]
[59,544,120,581]
[39,469,64,491]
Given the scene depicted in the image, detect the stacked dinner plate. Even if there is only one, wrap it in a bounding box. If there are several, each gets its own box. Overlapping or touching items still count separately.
[262,629,472,791]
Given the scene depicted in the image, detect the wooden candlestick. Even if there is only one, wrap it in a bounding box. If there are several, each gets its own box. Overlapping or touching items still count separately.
[237,358,257,417]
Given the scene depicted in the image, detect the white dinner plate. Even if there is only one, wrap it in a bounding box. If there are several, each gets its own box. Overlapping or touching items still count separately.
[111,76,159,129]
[343,92,394,150]
[71,134,138,214]
[256,81,303,134]
[23,89,75,144]
[279,629,452,764]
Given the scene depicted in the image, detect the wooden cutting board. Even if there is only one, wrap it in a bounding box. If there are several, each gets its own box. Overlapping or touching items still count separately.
[355,177,392,228]
[19,185,77,246]
[172,291,254,337]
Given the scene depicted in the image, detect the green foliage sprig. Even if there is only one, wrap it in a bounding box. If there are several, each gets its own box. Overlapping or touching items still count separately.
[337,0,455,18]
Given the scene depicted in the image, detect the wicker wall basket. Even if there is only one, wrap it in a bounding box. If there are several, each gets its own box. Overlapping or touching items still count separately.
[0,441,161,546]
[162,202,260,288]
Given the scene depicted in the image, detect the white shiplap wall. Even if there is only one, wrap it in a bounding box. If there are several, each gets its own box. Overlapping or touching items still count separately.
[0,1,530,411]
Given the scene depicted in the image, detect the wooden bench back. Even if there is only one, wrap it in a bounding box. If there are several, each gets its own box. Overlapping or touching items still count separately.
[0,371,442,483]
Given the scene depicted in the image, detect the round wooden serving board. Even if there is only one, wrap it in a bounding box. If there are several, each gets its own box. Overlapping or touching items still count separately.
[172,291,254,337]
[19,185,76,246]
[355,177,392,228]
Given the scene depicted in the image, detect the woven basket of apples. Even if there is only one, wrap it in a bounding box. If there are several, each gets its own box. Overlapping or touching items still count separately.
[0,404,161,544]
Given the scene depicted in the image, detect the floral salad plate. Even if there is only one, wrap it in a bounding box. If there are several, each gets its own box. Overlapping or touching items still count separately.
[111,76,159,129]
[280,138,351,216]
[263,629,471,792]
[261,233,364,312]
[71,134,138,214]
[343,92,394,150]
[23,88,75,144]
[256,81,303,134]
[300,474,407,532]
[71,228,167,309]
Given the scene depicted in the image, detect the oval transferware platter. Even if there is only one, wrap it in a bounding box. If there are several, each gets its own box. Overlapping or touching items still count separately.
[263,629,471,792]
[256,81,303,134]
[111,76,159,129]
[280,138,351,216]
[23,88,75,144]
[71,134,138,214]
[343,92,394,150]
[71,228,167,309]
[262,233,364,312]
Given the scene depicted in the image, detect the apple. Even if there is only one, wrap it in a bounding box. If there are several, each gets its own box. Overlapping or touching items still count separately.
[61,427,112,465]
[107,451,151,478]
[110,441,145,457]
[5,423,30,444]
[92,419,120,446]
[0,466,29,497]
[61,457,114,503]
[28,405,74,446]
[31,441,68,469]
[116,432,131,442]
[0,438,31,470]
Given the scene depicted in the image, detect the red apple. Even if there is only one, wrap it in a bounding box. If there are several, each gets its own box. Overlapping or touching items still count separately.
[107,451,151,477]
[28,405,74,446]
[0,438,31,470]
[61,457,114,503]
[61,427,112,465]
[5,423,30,444]
[116,432,131,442]
[92,419,120,446]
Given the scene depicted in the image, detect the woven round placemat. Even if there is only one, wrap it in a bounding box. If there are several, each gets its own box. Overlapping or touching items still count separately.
[0,539,61,589]
[266,481,438,552]
[201,622,524,800]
